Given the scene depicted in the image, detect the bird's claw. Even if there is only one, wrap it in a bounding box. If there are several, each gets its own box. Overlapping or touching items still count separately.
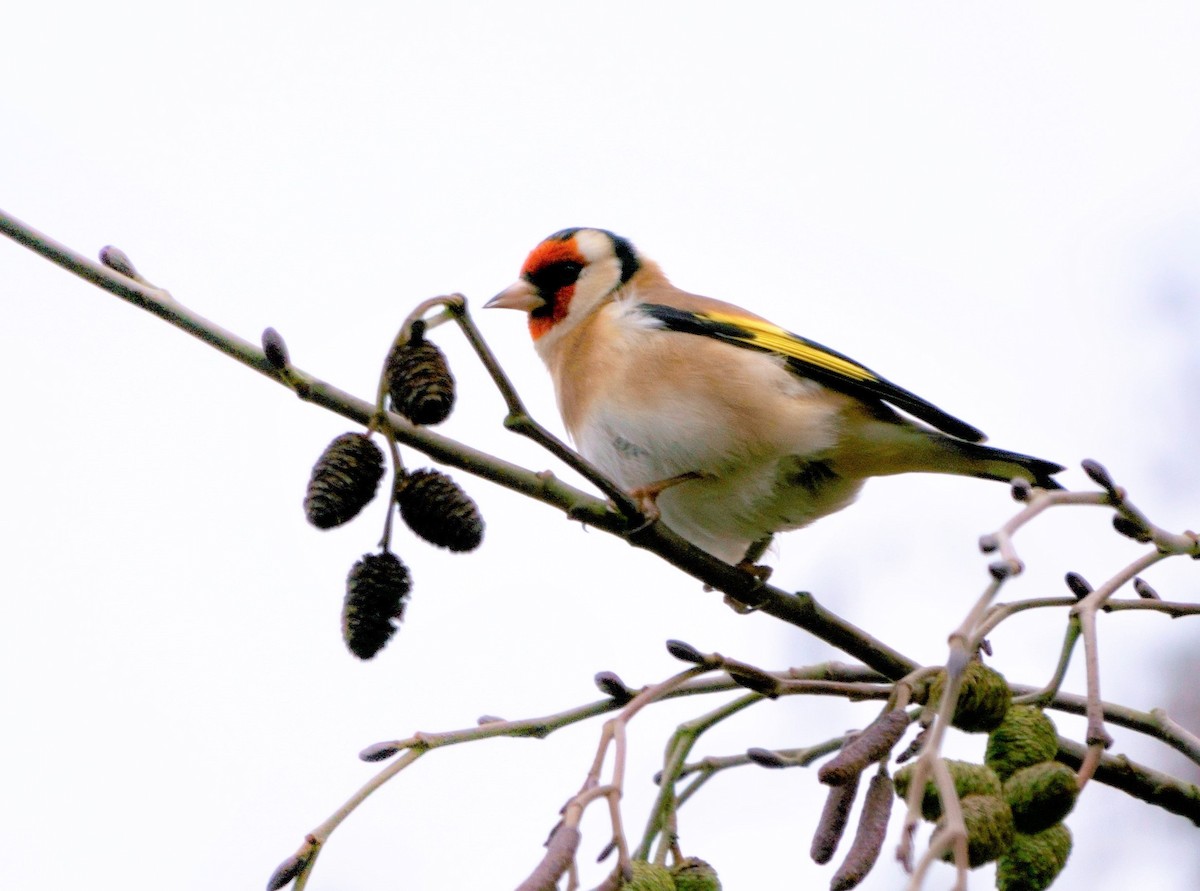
[723,560,772,613]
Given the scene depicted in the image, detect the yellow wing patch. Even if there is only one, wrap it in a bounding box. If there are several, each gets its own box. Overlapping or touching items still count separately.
[638,300,986,442]
[696,310,878,383]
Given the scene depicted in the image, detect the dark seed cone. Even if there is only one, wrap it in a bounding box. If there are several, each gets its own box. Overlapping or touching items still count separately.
[386,332,455,426]
[342,551,412,659]
[304,433,385,529]
[396,469,484,551]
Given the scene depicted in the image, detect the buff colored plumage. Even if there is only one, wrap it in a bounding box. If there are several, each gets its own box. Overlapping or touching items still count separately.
[487,228,1061,564]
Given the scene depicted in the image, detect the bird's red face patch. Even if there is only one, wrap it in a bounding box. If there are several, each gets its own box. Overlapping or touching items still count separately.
[522,236,586,340]
[521,237,583,279]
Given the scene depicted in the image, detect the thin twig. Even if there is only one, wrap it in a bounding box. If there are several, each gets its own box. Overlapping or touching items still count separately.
[634,691,762,861]
[447,300,642,518]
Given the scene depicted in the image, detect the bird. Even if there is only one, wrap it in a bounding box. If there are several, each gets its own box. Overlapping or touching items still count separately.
[486,227,1063,566]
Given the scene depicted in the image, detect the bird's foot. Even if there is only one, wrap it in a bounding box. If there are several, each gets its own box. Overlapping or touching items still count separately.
[736,560,773,584]
[628,470,709,522]
[723,560,772,613]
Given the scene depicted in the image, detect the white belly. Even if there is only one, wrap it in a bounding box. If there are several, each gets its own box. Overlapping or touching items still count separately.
[555,298,865,563]
[576,398,863,563]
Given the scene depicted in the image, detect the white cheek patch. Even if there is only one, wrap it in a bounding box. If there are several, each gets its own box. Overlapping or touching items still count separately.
[572,229,616,263]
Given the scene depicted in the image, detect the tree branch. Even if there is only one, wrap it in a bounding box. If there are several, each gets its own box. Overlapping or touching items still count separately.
[0,205,915,679]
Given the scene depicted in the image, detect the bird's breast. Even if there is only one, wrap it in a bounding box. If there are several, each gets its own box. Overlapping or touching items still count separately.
[545,303,871,561]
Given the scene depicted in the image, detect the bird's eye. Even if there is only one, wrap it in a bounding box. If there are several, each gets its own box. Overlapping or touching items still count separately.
[527,261,583,295]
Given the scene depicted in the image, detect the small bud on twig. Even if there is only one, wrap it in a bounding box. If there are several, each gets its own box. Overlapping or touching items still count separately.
[1112,514,1153,543]
[1081,458,1116,494]
[1064,572,1092,600]
[746,747,790,768]
[978,533,999,553]
[665,639,706,665]
[989,560,1018,581]
[262,327,290,370]
[896,724,929,763]
[728,664,782,698]
[359,741,403,762]
[99,245,139,279]
[594,671,634,703]
[266,844,315,891]
[1010,478,1031,502]
[1133,577,1160,600]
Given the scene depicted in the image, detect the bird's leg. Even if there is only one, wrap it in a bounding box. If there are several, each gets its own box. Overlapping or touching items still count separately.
[738,536,773,571]
[628,470,709,521]
[724,537,774,614]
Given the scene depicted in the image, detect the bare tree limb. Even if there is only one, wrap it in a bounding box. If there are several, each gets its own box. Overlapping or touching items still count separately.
[0,205,916,678]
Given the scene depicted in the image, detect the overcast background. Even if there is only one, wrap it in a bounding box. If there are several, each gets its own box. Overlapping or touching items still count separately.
[3,4,1199,890]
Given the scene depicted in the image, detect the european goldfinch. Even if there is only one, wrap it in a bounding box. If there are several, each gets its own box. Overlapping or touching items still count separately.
[487,228,1063,565]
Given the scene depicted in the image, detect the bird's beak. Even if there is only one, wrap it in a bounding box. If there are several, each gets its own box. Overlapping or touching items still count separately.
[485,280,544,312]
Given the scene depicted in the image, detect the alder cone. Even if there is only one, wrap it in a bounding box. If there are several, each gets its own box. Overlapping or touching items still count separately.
[304,433,385,529]
[893,759,1002,821]
[621,861,675,890]
[342,551,411,659]
[938,794,1015,868]
[386,334,455,426]
[670,857,722,891]
[986,705,1060,781]
[996,823,1072,891]
[927,662,1012,733]
[396,469,484,552]
[1004,762,1079,833]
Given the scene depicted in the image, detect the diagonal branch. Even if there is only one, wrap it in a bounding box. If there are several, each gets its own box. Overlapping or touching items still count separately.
[0,205,916,679]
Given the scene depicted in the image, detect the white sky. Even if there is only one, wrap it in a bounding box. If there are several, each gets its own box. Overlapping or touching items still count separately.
[3,4,1199,890]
